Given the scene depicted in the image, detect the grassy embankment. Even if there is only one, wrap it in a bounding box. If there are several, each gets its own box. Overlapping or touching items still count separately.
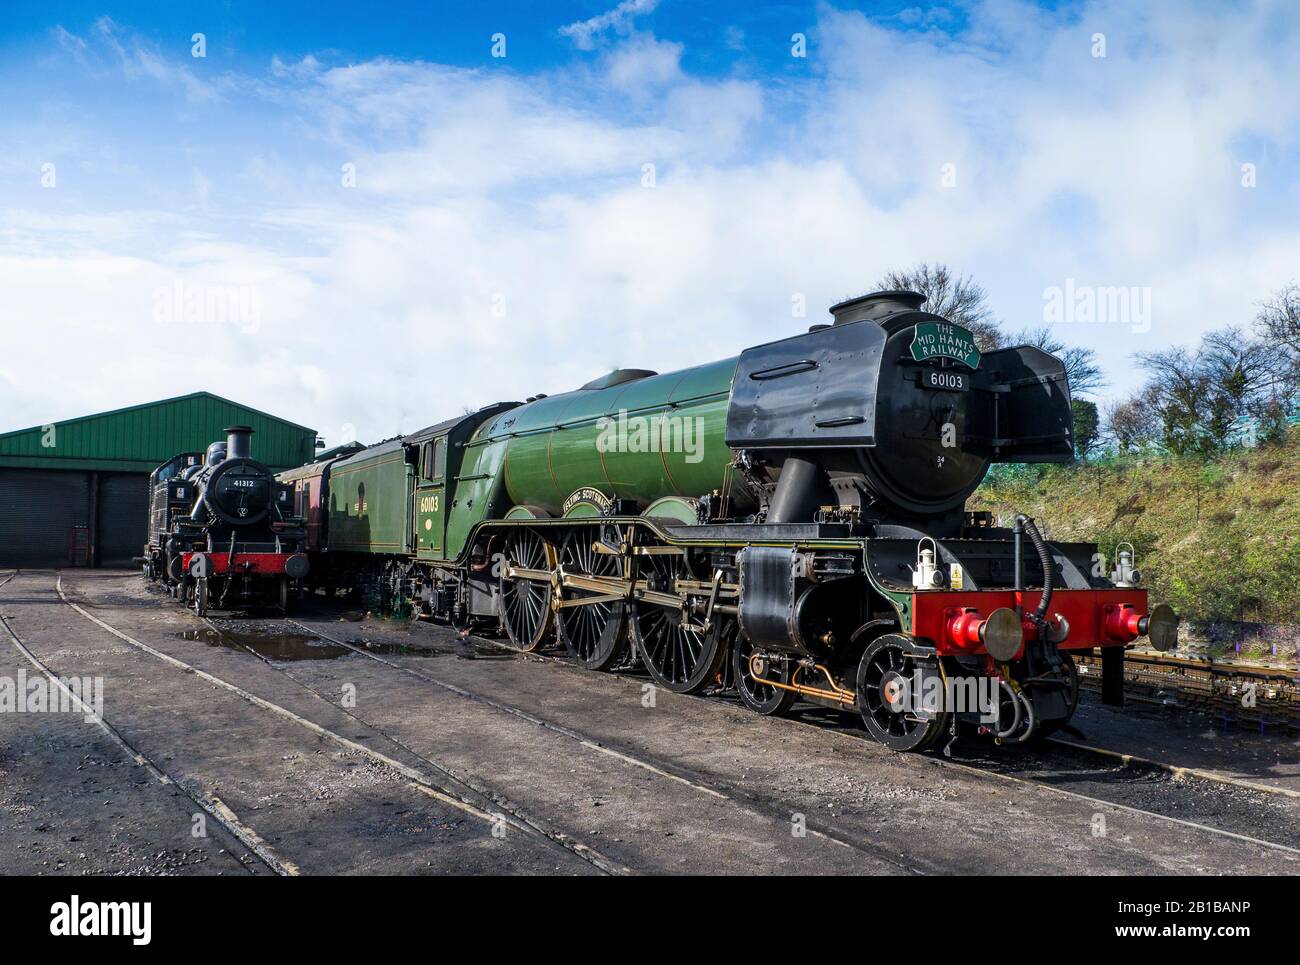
[970,438,1300,664]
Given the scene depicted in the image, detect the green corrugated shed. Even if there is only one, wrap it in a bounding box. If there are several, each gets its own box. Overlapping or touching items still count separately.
[0,392,317,473]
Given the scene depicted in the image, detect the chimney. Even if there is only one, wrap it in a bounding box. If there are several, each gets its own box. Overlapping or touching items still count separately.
[829,290,927,326]
[225,425,254,460]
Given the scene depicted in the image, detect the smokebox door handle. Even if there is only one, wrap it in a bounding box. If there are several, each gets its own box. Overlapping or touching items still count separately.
[750,359,819,380]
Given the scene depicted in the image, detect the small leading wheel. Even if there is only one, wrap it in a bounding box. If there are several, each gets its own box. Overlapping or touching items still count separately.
[733,636,797,716]
[498,529,555,652]
[856,634,949,752]
[449,590,475,634]
[278,576,290,614]
[556,527,628,670]
[195,578,210,618]
[629,551,727,694]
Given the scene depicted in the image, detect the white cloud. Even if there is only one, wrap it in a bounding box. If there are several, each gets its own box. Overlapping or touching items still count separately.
[57,15,227,103]
[559,0,660,51]
[4,1,1300,446]
[52,25,87,56]
[604,34,683,90]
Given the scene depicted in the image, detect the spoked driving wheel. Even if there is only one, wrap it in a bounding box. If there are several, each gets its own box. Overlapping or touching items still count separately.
[498,529,555,651]
[732,635,797,715]
[629,550,727,694]
[857,634,949,752]
[556,527,628,670]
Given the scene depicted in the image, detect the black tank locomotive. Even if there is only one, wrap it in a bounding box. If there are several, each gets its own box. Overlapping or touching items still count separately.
[142,426,309,614]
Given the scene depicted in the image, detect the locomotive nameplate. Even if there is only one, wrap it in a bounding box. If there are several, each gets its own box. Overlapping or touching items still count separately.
[563,487,612,515]
[910,322,981,369]
[921,369,969,392]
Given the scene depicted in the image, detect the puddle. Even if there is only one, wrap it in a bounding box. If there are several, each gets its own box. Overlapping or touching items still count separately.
[351,640,449,658]
[178,627,451,661]
[179,628,350,661]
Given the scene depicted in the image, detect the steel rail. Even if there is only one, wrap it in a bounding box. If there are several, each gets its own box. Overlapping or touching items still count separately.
[0,571,295,876]
[53,575,628,876]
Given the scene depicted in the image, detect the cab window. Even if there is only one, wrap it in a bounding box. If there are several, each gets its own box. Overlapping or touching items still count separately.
[432,439,446,479]
[422,438,446,481]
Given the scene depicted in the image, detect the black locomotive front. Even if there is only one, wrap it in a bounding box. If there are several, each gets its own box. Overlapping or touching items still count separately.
[715,291,1173,749]
[142,426,309,614]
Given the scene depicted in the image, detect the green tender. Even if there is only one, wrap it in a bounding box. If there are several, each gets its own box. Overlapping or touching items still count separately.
[326,440,413,555]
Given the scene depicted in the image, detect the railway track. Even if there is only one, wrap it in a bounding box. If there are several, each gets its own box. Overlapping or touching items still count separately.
[1046,738,1300,801]
[259,604,1300,860]
[213,613,931,874]
[770,705,1300,856]
[3,570,619,874]
[469,619,1300,805]
[0,570,291,876]
[922,740,1300,856]
[1076,650,1298,731]
[12,568,1300,873]
[48,576,628,876]
[31,571,916,874]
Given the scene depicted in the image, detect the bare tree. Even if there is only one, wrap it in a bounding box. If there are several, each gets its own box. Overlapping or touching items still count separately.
[1255,283,1300,361]
[1201,327,1282,445]
[1102,389,1161,451]
[1136,326,1283,453]
[876,263,1002,350]
[1009,325,1105,398]
[1254,283,1300,408]
[1135,344,1213,455]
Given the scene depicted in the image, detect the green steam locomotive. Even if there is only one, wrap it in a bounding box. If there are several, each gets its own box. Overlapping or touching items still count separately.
[276,291,1176,751]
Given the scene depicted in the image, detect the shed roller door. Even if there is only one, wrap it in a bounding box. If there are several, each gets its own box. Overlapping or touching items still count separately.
[98,472,149,566]
[0,469,89,566]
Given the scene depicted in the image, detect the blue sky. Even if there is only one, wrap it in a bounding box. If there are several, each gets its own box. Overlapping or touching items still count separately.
[0,2,954,74]
[2,1,1299,446]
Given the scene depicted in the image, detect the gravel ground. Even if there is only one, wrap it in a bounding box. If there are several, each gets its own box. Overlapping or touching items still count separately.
[3,567,1298,876]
